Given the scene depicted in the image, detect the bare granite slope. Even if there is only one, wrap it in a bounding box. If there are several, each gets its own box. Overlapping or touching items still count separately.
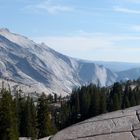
[52,105,140,140]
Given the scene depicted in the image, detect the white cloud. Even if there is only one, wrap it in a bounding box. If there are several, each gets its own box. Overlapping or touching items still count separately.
[25,0,74,14]
[33,34,113,52]
[131,25,140,32]
[122,0,140,3]
[114,7,140,14]
[32,32,140,62]
[114,0,140,4]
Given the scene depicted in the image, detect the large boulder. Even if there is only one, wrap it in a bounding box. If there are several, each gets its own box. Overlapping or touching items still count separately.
[52,105,140,140]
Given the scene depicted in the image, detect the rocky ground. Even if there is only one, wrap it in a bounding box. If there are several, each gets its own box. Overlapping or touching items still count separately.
[19,136,51,140]
[52,105,140,140]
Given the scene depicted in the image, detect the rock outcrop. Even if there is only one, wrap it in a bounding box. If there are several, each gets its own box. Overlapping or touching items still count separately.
[52,105,140,140]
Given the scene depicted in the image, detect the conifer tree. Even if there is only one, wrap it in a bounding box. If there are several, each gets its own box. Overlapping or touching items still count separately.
[59,102,70,129]
[89,85,100,116]
[136,91,140,105]
[0,89,18,140]
[24,96,37,139]
[18,95,27,137]
[112,93,120,111]
[130,93,136,107]
[99,88,107,114]
[30,98,37,140]
[123,95,130,109]
[37,93,54,138]
[80,86,91,119]
[16,94,37,139]
[122,85,130,109]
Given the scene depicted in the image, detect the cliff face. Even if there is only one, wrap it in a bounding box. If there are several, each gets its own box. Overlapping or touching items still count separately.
[2,29,140,97]
[52,105,140,140]
[0,28,117,96]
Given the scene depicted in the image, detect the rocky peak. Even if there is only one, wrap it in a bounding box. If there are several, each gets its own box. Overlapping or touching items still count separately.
[0,28,10,33]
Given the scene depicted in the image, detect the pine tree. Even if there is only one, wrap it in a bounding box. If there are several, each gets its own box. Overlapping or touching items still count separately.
[16,95,37,139]
[18,95,27,137]
[30,98,37,140]
[89,85,100,116]
[130,93,136,107]
[112,93,120,111]
[24,96,37,139]
[59,102,70,129]
[99,88,107,114]
[0,89,18,140]
[134,86,140,105]
[122,85,130,109]
[80,86,91,119]
[123,95,130,108]
[37,93,54,138]
[69,89,80,123]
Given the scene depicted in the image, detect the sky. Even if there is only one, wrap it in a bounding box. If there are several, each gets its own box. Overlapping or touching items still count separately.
[1,0,140,62]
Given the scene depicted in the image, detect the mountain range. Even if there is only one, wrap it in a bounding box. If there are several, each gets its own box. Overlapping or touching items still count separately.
[0,28,140,96]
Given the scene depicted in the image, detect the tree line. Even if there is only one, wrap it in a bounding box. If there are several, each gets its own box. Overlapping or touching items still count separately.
[1,80,140,139]
[0,89,56,140]
[57,80,140,129]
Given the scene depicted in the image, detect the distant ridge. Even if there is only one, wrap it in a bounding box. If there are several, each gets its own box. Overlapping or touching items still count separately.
[0,28,140,96]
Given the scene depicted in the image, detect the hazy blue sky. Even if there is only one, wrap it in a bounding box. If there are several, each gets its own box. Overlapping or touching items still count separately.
[1,0,140,62]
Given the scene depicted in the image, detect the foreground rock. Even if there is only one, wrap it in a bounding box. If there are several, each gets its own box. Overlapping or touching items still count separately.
[19,136,51,140]
[52,105,140,140]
